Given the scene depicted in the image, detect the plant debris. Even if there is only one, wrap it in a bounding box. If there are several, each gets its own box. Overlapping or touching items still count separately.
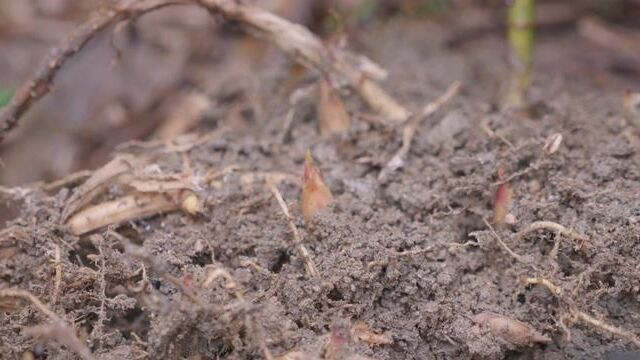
[473,312,551,347]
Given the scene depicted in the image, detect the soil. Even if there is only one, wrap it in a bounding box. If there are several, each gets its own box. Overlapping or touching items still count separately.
[2,6,640,360]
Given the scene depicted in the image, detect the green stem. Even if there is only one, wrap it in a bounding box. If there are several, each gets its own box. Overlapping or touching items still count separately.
[507,0,535,108]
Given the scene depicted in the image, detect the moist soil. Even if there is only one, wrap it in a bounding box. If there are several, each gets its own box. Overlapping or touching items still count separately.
[2,14,640,360]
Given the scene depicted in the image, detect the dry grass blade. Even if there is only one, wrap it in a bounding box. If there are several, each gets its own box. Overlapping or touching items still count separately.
[267,181,319,277]
[379,81,461,180]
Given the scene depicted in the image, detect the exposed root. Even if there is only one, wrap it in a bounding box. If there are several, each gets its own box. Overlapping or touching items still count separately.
[0,288,95,360]
[482,218,531,264]
[379,81,461,180]
[267,181,319,277]
[516,221,589,243]
[525,277,640,348]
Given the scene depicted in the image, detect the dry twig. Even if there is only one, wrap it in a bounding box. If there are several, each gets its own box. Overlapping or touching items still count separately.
[0,0,187,142]
[525,277,640,348]
[0,0,409,142]
[379,82,461,180]
[267,181,319,277]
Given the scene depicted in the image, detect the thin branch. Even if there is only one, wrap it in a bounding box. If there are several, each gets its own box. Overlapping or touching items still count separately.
[0,0,409,142]
[266,181,319,277]
[196,0,409,122]
[0,0,187,142]
[379,81,461,180]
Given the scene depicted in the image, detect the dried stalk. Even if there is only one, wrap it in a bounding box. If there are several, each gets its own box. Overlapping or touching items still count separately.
[0,0,187,142]
[62,154,141,222]
[0,0,409,142]
[267,181,319,277]
[66,191,192,235]
[51,245,62,305]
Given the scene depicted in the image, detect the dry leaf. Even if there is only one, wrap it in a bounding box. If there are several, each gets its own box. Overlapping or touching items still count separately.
[318,77,350,136]
[301,150,333,222]
[473,312,551,346]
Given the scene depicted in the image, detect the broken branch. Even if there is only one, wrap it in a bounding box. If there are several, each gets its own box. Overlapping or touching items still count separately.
[0,0,187,142]
[0,0,409,142]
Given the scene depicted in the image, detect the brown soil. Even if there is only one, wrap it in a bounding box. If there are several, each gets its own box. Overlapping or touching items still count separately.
[2,7,640,360]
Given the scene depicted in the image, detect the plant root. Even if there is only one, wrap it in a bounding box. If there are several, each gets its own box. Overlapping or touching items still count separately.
[516,221,589,243]
[525,277,640,348]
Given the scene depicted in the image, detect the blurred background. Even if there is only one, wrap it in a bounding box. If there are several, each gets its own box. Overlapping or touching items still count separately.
[1,0,640,201]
